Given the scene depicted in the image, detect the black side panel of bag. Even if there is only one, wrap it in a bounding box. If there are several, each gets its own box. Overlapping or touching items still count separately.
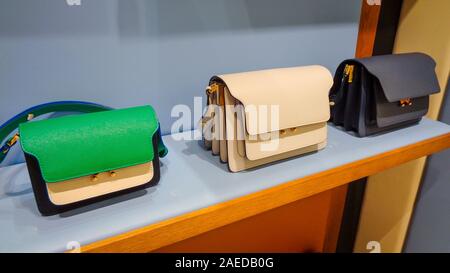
[329,52,440,137]
[25,132,162,216]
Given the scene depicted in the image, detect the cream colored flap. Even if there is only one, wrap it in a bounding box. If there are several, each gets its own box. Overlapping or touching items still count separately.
[47,162,153,205]
[215,65,333,135]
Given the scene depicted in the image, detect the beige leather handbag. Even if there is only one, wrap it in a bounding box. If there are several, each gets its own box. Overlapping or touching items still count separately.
[201,66,333,172]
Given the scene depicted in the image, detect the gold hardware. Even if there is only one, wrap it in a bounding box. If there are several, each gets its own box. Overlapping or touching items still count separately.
[290,127,297,133]
[3,133,20,154]
[27,113,34,121]
[343,64,355,83]
[91,174,99,182]
[348,65,354,83]
[344,64,350,75]
[399,98,412,107]
[207,83,219,95]
[329,101,335,106]
[109,171,117,177]
[280,129,287,135]
[8,134,20,147]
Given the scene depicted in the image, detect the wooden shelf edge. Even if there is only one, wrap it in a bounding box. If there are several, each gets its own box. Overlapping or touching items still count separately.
[80,132,450,253]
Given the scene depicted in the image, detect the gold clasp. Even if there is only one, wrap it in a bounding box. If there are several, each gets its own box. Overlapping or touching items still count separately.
[399,98,413,107]
[91,173,99,182]
[91,170,117,181]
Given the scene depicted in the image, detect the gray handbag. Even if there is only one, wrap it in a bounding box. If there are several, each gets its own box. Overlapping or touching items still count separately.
[329,52,440,137]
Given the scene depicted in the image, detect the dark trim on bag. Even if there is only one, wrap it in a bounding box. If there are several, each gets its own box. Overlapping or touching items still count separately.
[25,131,162,216]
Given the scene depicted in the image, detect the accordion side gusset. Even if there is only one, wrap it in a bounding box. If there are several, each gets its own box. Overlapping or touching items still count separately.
[208,66,333,172]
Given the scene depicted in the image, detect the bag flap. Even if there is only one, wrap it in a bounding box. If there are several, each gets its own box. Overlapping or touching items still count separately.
[213,65,332,135]
[374,78,429,127]
[354,52,440,102]
[19,106,159,183]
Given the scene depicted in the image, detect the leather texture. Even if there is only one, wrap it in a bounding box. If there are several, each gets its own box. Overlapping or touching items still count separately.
[329,53,440,137]
[0,101,112,164]
[46,162,153,205]
[353,53,440,101]
[24,132,161,216]
[202,65,332,172]
[20,105,159,183]
[223,86,327,172]
[215,65,332,135]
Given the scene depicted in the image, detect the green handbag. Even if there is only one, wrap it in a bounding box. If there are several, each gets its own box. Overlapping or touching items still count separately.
[0,101,168,216]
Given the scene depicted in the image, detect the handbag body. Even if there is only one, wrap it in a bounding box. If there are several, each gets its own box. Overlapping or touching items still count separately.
[201,66,333,172]
[329,53,440,137]
[0,102,167,216]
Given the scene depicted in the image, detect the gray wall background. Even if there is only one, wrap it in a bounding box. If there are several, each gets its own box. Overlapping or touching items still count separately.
[404,80,450,253]
[0,0,361,166]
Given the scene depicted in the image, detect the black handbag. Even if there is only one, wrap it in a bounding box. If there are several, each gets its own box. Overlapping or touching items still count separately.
[328,53,440,137]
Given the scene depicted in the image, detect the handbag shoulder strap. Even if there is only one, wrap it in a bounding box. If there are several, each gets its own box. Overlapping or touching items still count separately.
[0,101,167,164]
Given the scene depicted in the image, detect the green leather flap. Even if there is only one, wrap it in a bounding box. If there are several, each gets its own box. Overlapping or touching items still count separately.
[19,106,159,183]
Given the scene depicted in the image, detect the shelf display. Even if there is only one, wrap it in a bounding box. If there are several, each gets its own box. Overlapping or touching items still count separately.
[329,53,440,137]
